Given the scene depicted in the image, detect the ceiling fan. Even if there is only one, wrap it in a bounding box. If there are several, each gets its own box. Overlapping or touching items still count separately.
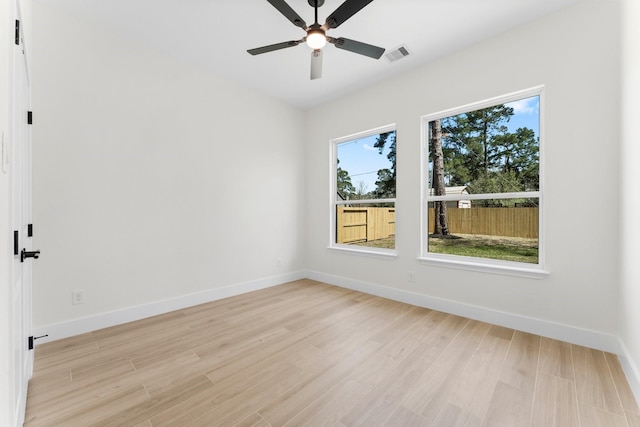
[247,0,385,80]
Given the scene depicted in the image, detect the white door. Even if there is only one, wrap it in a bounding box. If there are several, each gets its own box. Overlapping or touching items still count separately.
[9,12,34,426]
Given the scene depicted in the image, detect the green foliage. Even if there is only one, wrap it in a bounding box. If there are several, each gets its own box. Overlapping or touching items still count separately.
[336,131,396,201]
[467,170,521,206]
[491,127,539,191]
[441,105,513,183]
[336,158,355,198]
[436,102,539,194]
[372,131,397,198]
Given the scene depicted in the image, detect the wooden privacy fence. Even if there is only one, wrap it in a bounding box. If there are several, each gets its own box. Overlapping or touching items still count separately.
[336,207,396,244]
[428,207,539,238]
[336,207,539,243]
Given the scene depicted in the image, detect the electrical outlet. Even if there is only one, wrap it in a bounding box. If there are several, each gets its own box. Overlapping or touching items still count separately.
[72,290,85,305]
[408,271,416,282]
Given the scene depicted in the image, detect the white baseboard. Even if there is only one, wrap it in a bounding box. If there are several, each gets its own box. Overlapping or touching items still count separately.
[32,271,306,345]
[307,270,621,354]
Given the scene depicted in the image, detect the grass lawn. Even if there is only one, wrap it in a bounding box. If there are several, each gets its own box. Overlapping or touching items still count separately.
[428,233,538,264]
[351,234,538,264]
[352,236,395,249]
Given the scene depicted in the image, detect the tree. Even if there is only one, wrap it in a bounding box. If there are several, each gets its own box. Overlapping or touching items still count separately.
[354,181,370,200]
[430,119,449,235]
[468,170,522,206]
[374,168,393,199]
[491,127,539,191]
[336,159,355,198]
[372,131,396,198]
[441,104,539,193]
[441,104,513,184]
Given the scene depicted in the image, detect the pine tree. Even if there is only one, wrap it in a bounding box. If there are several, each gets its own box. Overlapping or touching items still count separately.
[430,119,449,235]
[441,104,539,196]
[372,131,396,199]
[336,159,355,198]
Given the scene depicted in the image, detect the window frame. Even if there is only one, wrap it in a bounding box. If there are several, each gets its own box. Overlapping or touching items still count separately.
[329,124,398,258]
[419,86,548,278]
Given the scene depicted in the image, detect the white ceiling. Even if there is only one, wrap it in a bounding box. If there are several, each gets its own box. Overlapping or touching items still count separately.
[45,0,580,110]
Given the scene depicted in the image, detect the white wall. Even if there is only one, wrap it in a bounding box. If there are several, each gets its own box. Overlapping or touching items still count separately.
[30,3,306,335]
[305,1,621,345]
[620,0,640,400]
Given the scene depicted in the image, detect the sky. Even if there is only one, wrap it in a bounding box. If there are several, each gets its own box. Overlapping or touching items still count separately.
[504,96,540,136]
[336,96,539,193]
[337,133,394,195]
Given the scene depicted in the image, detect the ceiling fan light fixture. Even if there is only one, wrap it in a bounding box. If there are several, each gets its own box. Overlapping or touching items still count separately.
[306,29,327,49]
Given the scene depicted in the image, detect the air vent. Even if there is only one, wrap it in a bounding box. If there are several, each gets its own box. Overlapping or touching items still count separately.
[385,45,410,63]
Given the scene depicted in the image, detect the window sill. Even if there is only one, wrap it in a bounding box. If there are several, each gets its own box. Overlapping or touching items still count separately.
[417,254,549,279]
[328,245,398,259]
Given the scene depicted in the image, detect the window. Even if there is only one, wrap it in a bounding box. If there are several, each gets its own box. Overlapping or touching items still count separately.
[331,125,396,255]
[421,87,545,275]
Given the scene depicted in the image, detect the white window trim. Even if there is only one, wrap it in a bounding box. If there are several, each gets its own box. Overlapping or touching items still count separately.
[329,124,397,257]
[419,86,547,277]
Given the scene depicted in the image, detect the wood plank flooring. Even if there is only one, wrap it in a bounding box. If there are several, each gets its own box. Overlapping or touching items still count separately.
[24,279,640,426]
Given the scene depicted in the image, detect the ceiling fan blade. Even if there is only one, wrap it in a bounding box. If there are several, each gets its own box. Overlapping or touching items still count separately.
[329,37,385,59]
[266,0,307,29]
[247,40,302,55]
[324,0,374,29]
[310,49,323,80]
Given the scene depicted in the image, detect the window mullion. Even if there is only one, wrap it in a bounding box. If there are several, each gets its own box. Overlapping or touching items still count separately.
[336,198,396,205]
[426,191,540,202]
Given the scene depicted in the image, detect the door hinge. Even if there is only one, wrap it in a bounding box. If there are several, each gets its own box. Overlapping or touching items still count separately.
[28,224,33,237]
[27,111,33,125]
[15,20,20,45]
[14,230,19,255]
[28,335,49,350]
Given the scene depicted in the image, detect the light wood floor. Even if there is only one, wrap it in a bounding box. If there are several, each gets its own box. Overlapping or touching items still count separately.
[25,279,640,426]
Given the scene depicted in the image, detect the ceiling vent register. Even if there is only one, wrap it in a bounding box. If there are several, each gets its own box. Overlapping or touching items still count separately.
[385,45,410,63]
